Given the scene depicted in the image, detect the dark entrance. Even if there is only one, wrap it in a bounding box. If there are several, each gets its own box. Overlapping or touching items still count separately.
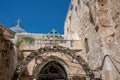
[37,61,67,80]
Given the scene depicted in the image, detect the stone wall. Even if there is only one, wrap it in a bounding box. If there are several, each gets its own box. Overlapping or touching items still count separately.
[0,28,16,80]
[14,32,87,79]
[0,24,15,39]
[64,0,120,80]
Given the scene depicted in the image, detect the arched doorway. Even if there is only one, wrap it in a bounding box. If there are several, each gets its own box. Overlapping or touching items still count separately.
[12,46,95,80]
[37,61,67,80]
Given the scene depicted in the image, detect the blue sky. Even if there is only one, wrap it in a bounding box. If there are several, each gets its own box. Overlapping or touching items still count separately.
[0,0,71,34]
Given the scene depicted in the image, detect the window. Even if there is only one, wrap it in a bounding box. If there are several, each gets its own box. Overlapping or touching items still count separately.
[85,38,89,53]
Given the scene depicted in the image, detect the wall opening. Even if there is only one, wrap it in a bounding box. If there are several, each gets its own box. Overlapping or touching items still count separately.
[37,61,67,80]
[85,38,89,54]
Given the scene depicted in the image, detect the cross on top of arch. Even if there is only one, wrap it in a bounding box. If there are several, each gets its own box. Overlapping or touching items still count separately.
[46,29,62,46]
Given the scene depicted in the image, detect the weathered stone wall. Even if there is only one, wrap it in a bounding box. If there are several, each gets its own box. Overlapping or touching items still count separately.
[14,33,86,79]
[64,0,120,80]
[0,24,15,39]
[0,28,16,80]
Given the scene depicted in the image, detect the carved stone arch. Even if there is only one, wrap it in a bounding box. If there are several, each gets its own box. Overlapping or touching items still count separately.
[12,46,95,80]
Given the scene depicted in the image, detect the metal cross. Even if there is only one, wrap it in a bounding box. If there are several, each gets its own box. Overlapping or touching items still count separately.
[46,29,62,46]
[16,18,22,26]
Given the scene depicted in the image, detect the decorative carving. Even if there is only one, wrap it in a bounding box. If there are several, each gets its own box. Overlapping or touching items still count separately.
[35,56,44,65]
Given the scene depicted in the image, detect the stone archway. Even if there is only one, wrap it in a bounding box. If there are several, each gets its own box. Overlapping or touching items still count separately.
[12,46,95,80]
[33,56,69,79]
[37,60,67,80]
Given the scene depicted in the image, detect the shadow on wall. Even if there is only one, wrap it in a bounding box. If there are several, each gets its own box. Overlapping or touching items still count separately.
[0,28,16,80]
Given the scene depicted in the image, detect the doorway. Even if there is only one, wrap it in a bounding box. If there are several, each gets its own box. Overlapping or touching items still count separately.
[37,61,67,80]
